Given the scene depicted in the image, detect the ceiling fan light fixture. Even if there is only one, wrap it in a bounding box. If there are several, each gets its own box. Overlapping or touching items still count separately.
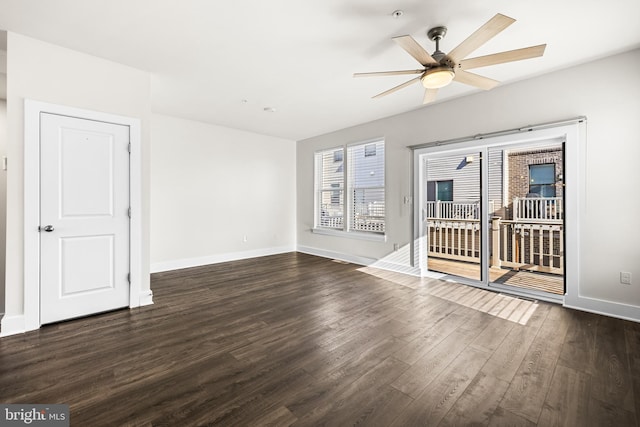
[421,67,455,89]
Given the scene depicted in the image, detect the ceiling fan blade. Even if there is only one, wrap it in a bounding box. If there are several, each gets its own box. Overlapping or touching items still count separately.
[354,69,425,77]
[459,44,546,70]
[448,13,516,62]
[423,89,438,104]
[393,35,438,66]
[372,76,422,99]
[453,70,499,90]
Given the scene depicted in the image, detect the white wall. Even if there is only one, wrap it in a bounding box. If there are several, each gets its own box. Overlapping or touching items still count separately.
[2,33,152,333]
[297,48,640,320]
[150,114,296,272]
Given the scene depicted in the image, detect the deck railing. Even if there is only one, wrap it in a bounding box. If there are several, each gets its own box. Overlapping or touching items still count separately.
[426,216,564,276]
[491,218,563,274]
[424,200,499,220]
[425,201,480,219]
[320,203,385,233]
[513,197,563,221]
[427,219,481,263]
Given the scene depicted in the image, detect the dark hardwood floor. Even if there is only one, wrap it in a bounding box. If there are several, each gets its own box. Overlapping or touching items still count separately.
[1,252,638,426]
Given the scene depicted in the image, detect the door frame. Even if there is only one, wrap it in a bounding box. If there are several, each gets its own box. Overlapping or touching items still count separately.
[24,99,143,332]
[412,119,585,304]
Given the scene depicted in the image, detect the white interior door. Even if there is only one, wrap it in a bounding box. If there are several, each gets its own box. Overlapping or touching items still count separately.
[40,113,130,324]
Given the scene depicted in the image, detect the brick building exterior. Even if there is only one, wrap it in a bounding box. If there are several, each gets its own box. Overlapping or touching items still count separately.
[507,147,564,201]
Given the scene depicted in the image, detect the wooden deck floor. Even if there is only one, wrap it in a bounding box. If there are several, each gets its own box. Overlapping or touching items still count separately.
[428,257,565,295]
[1,253,637,426]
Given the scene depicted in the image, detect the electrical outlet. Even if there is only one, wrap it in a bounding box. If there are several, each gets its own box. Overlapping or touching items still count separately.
[620,271,632,285]
[403,196,413,204]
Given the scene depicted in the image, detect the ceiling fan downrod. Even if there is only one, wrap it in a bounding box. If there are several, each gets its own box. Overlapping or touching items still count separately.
[427,26,448,61]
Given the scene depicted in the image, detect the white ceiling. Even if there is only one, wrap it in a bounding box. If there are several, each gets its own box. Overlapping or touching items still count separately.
[0,0,639,140]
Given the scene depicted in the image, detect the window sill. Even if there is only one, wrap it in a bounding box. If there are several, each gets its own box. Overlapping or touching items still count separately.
[312,227,387,242]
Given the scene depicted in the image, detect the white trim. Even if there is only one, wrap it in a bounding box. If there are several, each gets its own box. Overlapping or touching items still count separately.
[23,99,147,334]
[297,245,375,266]
[564,297,640,324]
[138,290,154,306]
[408,117,586,151]
[311,227,387,242]
[128,118,144,308]
[0,314,26,337]
[367,260,425,277]
[150,245,295,273]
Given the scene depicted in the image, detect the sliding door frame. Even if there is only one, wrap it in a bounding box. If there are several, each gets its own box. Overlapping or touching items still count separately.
[412,119,586,304]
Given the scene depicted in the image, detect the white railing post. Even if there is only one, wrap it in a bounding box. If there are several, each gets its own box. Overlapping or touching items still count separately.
[491,217,502,269]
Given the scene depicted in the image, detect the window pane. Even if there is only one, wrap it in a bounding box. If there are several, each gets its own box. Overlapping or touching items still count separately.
[364,144,376,157]
[348,140,385,233]
[437,180,453,201]
[529,164,556,197]
[540,184,556,197]
[530,164,555,185]
[316,148,344,229]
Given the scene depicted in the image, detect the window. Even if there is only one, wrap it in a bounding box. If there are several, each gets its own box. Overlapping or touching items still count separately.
[427,180,453,201]
[348,140,385,233]
[529,164,556,197]
[364,144,377,157]
[315,139,385,235]
[316,148,344,229]
[330,183,341,205]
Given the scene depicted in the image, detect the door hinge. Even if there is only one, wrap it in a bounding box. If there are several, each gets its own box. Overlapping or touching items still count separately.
[127,142,131,153]
[127,273,131,283]
[128,207,132,218]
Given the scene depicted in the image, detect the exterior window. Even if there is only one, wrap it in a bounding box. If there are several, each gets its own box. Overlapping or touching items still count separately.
[315,139,385,234]
[364,144,377,157]
[316,148,344,229]
[427,180,453,201]
[529,164,556,197]
[330,183,341,204]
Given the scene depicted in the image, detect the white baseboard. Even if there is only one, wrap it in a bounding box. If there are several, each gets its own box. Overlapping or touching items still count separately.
[138,290,154,307]
[150,245,296,273]
[297,245,422,277]
[367,259,422,277]
[0,314,26,337]
[564,295,640,323]
[297,245,376,267]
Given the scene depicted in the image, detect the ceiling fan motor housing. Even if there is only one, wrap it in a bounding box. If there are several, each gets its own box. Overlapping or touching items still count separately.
[426,26,456,70]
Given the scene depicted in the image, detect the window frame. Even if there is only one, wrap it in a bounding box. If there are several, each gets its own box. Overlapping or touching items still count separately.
[427,179,454,202]
[528,163,556,197]
[315,146,345,231]
[313,138,386,241]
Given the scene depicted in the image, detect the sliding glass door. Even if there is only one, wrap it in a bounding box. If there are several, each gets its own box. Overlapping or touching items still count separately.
[424,150,483,281]
[485,140,565,296]
[417,136,566,301]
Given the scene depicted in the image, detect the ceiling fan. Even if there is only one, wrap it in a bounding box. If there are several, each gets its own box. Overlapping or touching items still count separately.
[354,13,546,104]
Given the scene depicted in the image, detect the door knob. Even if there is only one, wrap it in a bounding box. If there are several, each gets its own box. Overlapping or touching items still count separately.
[42,225,54,232]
